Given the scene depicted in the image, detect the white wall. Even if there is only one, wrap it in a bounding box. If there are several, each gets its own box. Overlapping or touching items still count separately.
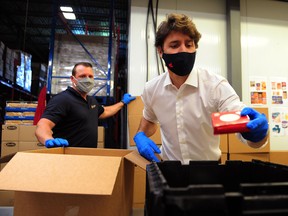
[241,0,288,150]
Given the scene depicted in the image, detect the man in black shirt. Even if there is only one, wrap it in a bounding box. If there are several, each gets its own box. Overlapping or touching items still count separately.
[35,62,135,148]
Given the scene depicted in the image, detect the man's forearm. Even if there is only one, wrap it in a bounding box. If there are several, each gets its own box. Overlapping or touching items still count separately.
[100,102,124,119]
[137,117,157,137]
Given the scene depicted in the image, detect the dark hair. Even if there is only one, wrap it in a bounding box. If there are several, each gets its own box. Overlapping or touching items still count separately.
[72,62,93,76]
[155,13,201,49]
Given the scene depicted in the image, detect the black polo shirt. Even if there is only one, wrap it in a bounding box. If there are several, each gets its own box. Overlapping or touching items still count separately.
[41,87,104,148]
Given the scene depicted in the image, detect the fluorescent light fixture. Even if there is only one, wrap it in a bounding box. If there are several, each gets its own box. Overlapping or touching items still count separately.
[62,12,76,20]
[60,6,73,12]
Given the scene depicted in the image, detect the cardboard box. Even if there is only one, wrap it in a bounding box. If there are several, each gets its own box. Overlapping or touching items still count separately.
[211,111,250,134]
[0,191,14,206]
[0,147,149,216]
[2,125,37,142]
[19,125,37,142]
[1,141,18,156]
[1,125,19,141]
[219,134,228,153]
[133,165,146,208]
[97,126,105,148]
[127,96,144,116]
[228,133,270,153]
[1,141,19,170]
[270,151,288,165]
[128,97,161,146]
[229,153,270,162]
[18,141,45,151]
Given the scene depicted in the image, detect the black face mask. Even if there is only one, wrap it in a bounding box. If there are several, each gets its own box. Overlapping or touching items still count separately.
[162,52,196,76]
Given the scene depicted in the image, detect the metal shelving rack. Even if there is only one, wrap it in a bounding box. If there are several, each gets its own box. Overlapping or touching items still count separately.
[44,0,128,149]
[47,0,118,104]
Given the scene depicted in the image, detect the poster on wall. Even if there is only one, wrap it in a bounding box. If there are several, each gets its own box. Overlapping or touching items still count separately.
[270,77,288,106]
[270,107,288,136]
[249,76,267,105]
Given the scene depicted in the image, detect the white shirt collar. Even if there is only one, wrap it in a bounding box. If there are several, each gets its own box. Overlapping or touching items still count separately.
[163,68,198,88]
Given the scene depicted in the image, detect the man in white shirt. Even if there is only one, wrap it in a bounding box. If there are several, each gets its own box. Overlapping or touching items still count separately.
[133,13,268,164]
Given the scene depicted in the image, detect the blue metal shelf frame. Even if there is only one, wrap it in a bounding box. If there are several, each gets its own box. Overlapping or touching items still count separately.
[47,0,115,102]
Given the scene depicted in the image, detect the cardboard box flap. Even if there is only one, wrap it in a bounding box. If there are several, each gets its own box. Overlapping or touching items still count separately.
[28,147,64,154]
[0,152,17,164]
[124,150,150,170]
[0,152,121,195]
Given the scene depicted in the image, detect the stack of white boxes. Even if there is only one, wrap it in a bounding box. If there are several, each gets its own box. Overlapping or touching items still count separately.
[1,125,105,169]
[4,101,37,125]
[52,34,112,96]
[1,124,45,170]
[4,47,15,83]
[0,41,4,77]
[0,124,44,206]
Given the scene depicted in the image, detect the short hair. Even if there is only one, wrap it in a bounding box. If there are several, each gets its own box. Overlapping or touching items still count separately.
[72,62,93,76]
[155,13,201,49]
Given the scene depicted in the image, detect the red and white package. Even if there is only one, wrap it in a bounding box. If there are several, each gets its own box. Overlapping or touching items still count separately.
[211,111,250,135]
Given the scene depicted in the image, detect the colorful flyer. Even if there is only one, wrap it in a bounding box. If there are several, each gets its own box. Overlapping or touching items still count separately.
[271,107,288,136]
[270,77,288,105]
[249,76,267,105]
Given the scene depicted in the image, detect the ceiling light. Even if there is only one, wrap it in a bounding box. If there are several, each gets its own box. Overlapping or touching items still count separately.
[62,12,76,20]
[60,6,73,12]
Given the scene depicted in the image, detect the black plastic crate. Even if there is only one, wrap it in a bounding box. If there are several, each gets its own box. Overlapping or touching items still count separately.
[145,160,288,216]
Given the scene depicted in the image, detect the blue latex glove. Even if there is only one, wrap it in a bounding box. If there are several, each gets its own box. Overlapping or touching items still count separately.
[240,107,269,142]
[133,132,161,162]
[121,93,136,105]
[45,138,69,148]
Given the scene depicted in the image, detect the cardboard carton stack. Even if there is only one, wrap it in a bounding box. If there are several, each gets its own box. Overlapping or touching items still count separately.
[13,50,32,92]
[4,101,37,125]
[4,47,15,83]
[31,63,47,96]
[52,34,113,96]
[1,124,45,170]
[0,41,4,77]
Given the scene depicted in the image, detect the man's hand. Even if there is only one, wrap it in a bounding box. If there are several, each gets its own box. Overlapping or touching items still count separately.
[45,138,69,148]
[121,93,136,105]
[240,107,269,142]
[133,132,161,162]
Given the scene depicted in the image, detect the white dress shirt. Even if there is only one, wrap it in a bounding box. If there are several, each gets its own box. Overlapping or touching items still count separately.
[142,68,245,164]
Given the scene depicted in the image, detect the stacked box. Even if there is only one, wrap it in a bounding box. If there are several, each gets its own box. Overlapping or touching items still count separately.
[52,34,115,96]
[14,50,32,92]
[5,101,37,125]
[1,124,44,170]
[4,47,15,83]
[31,63,47,96]
[0,41,4,77]
[14,51,25,88]
[146,160,288,216]
[0,148,149,216]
